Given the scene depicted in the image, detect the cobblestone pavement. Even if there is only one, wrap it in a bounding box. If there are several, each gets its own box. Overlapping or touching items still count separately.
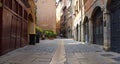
[0,40,59,64]
[0,39,120,64]
[64,39,120,64]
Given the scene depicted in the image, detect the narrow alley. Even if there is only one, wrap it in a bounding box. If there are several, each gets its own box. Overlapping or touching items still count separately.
[1,0,120,64]
[0,39,120,64]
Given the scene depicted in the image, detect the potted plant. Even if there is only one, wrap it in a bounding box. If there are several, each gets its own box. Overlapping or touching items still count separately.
[36,26,43,42]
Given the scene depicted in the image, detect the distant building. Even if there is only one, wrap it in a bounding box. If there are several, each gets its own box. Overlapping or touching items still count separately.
[35,0,56,32]
[65,0,73,38]
[56,0,73,38]
[56,1,62,35]
[56,0,66,36]
[28,0,36,45]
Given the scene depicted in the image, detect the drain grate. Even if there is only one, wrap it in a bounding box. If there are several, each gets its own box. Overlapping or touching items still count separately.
[101,54,114,57]
[112,57,120,62]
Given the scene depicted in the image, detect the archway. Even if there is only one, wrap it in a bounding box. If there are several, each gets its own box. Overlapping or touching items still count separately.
[76,24,79,41]
[109,0,120,53]
[83,16,89,43]
[92,7,103,45]
[79,22,81,41]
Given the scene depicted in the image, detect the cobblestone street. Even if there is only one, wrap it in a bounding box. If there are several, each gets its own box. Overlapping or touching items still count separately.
[0,39,120,64]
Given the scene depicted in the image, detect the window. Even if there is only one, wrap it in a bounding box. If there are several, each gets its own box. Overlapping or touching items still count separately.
[84,0,88,4]
[5,0,12,9]
[24,10,28,20]
[76,1,78,12]
[19,4,23,16]
[79,0,82,10]
[59,0,62,2]
[9,0,12,9]
[13,0,18,13]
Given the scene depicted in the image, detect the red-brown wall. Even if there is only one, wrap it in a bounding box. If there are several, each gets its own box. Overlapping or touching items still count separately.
[0,0,29,55]
[0,5,3,55]
[1,8,12,54]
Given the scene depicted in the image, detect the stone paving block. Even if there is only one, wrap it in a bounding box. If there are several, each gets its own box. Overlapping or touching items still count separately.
[75,53,85,59]
[1,39,120,64]
[32,58,51,62]
[66,54,75,58]
[31,54,53,59]
[26,61,50,64]
[67,61,80,64]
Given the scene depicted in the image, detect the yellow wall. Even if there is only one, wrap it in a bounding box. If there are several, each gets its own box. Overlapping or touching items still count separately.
[28,0,36,34]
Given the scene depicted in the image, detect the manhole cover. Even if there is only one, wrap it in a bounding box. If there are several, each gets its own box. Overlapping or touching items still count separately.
[101,54,114,57]
[112,57,120,62]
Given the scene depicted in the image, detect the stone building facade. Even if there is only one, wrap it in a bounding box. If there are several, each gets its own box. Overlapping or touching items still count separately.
[56,0,64,35]
[65,0,73,38]
[73,0,120,53]
[72,0,82,41]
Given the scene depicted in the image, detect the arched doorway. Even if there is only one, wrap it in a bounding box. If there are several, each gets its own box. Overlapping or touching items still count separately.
[92,7,104,45]
[83,17,89,43]
[79,22,81,41]
[76,24,79,41]
[110,0,120,53]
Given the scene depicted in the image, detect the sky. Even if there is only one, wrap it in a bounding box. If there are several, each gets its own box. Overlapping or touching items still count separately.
[56,0,59,3]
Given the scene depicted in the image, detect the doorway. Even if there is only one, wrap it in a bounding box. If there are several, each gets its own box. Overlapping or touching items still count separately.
[93,7,104,45]
[110,0,120,53]
[84,17,89,43]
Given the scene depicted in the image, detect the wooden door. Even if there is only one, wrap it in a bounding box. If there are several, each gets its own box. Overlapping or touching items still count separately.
[0,4,2,55]
[10,16,16,49]
[93,8,103,45]
[15,18,21,48]
[84,19,89,43]
[110,0,120,53]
